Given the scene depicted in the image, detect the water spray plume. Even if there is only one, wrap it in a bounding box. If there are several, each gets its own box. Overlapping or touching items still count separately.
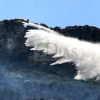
[24,22,100,81]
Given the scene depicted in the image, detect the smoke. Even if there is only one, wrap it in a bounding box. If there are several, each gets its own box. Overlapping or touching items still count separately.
[7,38,15,50]
[24,22,100,81]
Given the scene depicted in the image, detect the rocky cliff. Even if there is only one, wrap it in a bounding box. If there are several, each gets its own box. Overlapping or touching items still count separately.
[0,19,100,100]
[0,19,100,77]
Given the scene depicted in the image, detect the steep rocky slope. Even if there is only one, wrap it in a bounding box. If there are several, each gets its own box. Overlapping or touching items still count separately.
[0,19,100,100]
[0,19,100,78]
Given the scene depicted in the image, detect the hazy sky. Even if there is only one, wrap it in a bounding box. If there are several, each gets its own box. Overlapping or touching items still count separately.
[0,0,100,28]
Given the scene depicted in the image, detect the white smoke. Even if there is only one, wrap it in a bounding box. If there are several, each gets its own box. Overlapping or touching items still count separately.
[24,22,100,81]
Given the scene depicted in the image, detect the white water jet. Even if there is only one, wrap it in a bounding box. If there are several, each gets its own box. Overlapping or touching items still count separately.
[24,22,100,81]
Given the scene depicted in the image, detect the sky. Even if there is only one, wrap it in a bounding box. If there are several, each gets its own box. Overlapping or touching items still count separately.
[0,0,100,28]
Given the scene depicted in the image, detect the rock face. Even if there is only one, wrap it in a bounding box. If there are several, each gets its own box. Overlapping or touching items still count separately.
[0,19,100,78]
[0,20,25,62]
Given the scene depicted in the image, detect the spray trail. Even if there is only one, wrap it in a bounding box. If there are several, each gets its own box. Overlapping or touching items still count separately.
[24,22,100,81]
